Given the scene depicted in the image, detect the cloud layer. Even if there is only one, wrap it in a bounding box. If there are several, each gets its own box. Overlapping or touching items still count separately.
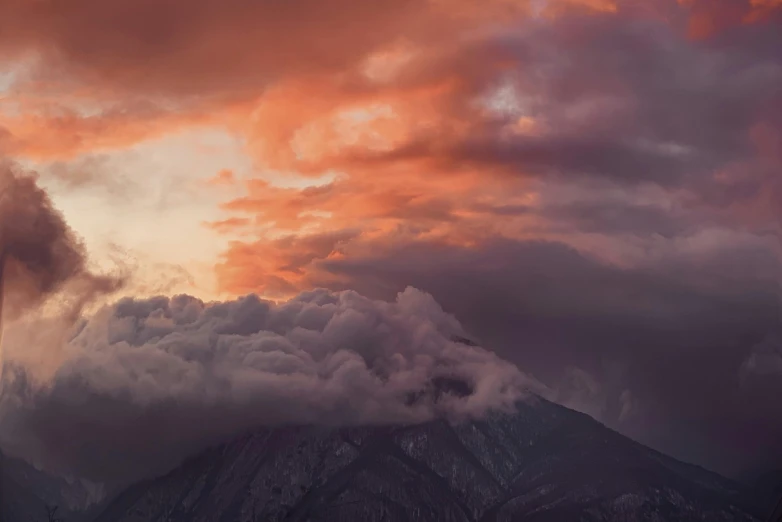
[0,287,530,486]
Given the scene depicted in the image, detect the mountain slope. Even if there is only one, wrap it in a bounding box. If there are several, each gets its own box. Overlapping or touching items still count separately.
[1,450,105,522]
[90,396,760,522]
[2,453,104,512]
[1,451,49,522]
[750,470,782,520]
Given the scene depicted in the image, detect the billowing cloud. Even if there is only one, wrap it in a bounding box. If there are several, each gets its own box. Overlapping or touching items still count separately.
[0,287,533,486]
[0,162,124,323]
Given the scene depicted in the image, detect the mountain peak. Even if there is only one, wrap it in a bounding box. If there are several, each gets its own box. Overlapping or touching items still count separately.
[74,398,763,522]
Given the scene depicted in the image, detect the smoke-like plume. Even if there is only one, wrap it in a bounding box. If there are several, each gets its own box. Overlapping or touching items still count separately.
[0,162,126,311]
[0,162,125,368]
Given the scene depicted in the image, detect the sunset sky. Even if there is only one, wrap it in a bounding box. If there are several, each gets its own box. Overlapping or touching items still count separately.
[1,0,781,481]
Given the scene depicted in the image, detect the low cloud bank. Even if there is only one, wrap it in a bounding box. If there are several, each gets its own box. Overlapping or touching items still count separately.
[0,287,533,486]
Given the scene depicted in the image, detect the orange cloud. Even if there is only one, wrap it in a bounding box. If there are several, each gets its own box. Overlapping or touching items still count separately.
[745,0,782,21]
[235,36,524,178]
[216,230,360,298]
[541,0,619,17]
[206,1,781,298]
[2,0,743,162]
[1,0,778,303]
[204,217,252,234]
[0,0,549,161]
[212,164,545,295]
[681,0,781,39]
[685,0,748,39]
[0,96,230,159]
[206,169,237,186]
[0,0,437,96]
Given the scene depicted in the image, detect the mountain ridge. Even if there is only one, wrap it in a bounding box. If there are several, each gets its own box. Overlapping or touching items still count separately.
[83,395,762,522]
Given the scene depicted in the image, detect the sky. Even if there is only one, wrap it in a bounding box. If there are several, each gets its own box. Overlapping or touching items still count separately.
[0,0,781,485]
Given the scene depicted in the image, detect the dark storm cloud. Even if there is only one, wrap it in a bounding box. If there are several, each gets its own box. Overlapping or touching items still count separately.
[0,162,124,322]
[447,134,697,186]
[355,13,782,200]
[0,288,532,486]
[475,198,694,238]
[545,200,689,238]
[315,237,782,476]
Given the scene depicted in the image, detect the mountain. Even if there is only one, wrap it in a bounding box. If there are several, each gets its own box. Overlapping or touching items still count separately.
[89,396,762,522]
[0,450,103,522]
[749,470,782,520]
[1,451,49,522]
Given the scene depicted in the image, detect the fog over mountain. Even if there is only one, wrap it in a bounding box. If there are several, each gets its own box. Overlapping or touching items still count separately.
[0,285,534,488]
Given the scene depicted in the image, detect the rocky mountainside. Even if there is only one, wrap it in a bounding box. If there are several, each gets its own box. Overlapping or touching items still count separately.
[749,470,782,520]
[3,453,103,512]
[88,396,761,522]
[1,451,49,522]
[0,450,104,522]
